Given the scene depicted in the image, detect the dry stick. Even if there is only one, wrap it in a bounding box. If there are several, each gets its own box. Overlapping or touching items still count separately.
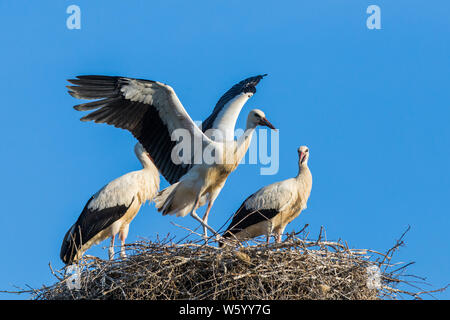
[171,221,204,239]
[16,226,448,300]
[48,262,64,282]
[381,225,411,269]
[175,223,202,244]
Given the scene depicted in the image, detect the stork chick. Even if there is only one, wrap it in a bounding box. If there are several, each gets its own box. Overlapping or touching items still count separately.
[221,146,312,245]
[60,143,159,264]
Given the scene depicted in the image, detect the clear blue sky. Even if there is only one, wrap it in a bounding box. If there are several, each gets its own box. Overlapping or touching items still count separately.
[0,1,448,299]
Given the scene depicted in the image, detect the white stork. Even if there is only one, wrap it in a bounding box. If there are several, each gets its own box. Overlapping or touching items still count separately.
[221,146,312,245]
[154,109,276,238]
[60,143,159,264]
[67,74,273,238]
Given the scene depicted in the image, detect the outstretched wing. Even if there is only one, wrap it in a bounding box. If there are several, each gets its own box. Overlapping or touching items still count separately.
[68,76,214,184]
[201,74,267,139]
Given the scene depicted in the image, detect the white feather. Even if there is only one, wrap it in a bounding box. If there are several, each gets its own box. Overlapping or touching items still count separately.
[211,92,252,141]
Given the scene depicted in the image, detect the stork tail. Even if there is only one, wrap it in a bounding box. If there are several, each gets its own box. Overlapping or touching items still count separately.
[60,224,83,265]
[154,182,197,217]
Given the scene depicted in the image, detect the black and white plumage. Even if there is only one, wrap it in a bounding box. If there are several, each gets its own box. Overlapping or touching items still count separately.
[221,146,312,245]
[201,74,267,136]
[67,74,266,184]
[68,74,272,238]
[153,109,276,239]
[60,143,159,264]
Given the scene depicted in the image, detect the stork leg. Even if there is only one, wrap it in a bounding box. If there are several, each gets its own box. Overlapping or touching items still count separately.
[266,222,273,244]
[190,197,218,240]
[191,210,218,239]
[109,235,115,260]
[276,233,282,243]
[119,224,129,259]
[201,200,214,239]
[119,238,126,259]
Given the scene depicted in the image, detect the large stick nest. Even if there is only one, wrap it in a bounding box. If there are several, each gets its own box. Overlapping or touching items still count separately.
[29,226,444,300]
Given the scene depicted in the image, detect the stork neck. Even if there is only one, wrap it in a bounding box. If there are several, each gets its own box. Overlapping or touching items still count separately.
[297,162,309,178]
[242,125,256,143]
[234,126,256,162]
[138,154,156,171]
[213,93,250,141]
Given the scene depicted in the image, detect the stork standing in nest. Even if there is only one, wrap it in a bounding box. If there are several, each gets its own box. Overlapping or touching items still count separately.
[60,143,159,264]
[67,74,274,239]
[154,108,276,238]
[221,146,312,245]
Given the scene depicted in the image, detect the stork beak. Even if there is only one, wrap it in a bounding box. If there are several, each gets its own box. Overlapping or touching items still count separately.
[299,152,305,164]
[260,117,276,131]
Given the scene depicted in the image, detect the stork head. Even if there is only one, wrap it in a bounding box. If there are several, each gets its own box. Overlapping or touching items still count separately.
[298,146,310,165]
[247,109,276,130]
